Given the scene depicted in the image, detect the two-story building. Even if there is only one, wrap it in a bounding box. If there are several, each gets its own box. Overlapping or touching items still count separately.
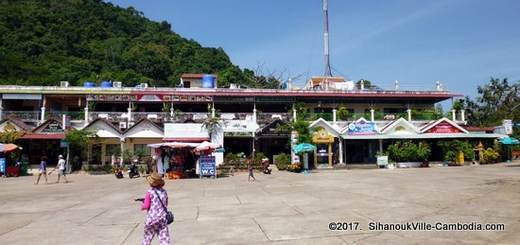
[0,74,503,168]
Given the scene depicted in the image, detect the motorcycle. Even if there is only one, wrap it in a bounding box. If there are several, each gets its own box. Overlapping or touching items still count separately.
[128,160,140,179]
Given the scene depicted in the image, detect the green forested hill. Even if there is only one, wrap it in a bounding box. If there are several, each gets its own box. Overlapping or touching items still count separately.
[0,0,277,88]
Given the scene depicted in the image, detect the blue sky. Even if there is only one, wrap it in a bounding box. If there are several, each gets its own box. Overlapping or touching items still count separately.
[109,0,520,97]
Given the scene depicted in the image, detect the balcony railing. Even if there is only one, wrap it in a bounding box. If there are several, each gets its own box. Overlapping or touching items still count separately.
[257,113,291,124]
[2,111,40,121]
[47,111,84,120]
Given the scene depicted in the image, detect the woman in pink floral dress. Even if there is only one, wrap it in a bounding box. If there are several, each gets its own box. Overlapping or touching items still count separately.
[141,172,170,245]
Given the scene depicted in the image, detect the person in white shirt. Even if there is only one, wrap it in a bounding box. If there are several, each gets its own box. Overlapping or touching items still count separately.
[55,155,68,184]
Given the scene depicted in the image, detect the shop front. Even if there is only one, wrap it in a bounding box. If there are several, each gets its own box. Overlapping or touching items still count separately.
[312,128,335,168]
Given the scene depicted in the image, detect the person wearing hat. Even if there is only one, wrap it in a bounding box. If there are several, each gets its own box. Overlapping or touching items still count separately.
[140,172,170,245]
[54,154,68,184]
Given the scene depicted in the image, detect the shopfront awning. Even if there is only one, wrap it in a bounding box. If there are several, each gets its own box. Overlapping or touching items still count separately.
[147,142,200,149]
[21,133,65,140]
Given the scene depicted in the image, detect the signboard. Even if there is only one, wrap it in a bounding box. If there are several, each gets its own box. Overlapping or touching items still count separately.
[2,94,42,100]
[427,121,462,134]
[347,121,377,135]
[504,120,513,135]
[377,156,388,167]
[87,94,212,102]
[0,157,5,174]
[41,122,64,133]
[60,140,69,148]
[199,155,216,177]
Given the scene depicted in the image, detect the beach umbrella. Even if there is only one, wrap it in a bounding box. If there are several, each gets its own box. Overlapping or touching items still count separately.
[499,137,520,145]
[0,143,19,153]
[195,141,220,152]
[293,143,316,154]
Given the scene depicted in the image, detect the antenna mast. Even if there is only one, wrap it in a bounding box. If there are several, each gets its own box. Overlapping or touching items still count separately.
[323,0,332,77]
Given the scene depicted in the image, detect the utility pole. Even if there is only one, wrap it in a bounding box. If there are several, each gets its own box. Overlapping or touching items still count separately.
[323,0,332,77]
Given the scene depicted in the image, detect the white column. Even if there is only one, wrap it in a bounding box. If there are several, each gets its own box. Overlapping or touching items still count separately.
[292,105,297,122]
[170,106,174,119]
[407,108,412,121]
[460,109,465,123]
[370,108,375,122]
[84,106,89,125]
[451,109,456,121]
[253,102,257,122]
[0,96,3,121]
[40,95,46,124]
[338,138,344,164]
[40,106,46,123]
[332,108,337,123]
[127,106,132,123]
[211,103,216,118]
[120,138,125,167]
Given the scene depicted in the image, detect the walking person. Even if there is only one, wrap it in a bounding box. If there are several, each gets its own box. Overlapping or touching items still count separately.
[53,155,68,184]
[34,156,48,185]
[141,172,171,245]
[248,159,256,182]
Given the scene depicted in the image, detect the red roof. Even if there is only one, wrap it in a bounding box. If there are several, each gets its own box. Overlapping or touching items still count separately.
[163,137,209,142]
[463,126,495,132]
[21,133,65,140]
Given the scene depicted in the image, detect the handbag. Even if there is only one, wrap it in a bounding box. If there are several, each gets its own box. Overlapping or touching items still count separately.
[154,190,174,224]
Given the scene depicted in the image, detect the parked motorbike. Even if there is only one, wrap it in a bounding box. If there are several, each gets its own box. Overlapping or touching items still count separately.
[128,160,140,179]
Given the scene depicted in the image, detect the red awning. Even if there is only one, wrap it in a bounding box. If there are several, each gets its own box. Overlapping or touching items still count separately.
[21,133,65,140]
[162,137,209,142]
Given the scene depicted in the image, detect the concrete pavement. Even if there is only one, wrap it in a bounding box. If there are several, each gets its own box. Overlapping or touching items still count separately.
[1,163,520,244]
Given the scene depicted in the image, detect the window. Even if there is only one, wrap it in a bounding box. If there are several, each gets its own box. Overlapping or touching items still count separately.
[183,81,191,88]
[134,144,151,156]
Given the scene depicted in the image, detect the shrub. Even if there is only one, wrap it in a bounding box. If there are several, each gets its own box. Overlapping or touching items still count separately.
[81,164,112,174]
[438,140,475,162]
[387,141,431,162]
[481,148,501,164]
[224,153,247,169]
[252,152,266,170]
[274,153,291,171]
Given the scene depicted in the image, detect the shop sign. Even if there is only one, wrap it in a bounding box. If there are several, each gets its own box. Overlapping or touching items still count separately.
[347,121,377,135]
[60,140,69,148]
[0,157,5,173]
[199,155,216,177]
[312,129,334,143]
[427,121,462,134]
[41,122,64,133]
[224,131,253,137]
[503,120,513,135]
[377,156,388,167]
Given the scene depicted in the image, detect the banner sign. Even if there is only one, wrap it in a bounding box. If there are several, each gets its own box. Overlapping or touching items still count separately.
[347,121,377,135]
[87,94,212,102]
[504,120,513,135]
[199,155,216,177]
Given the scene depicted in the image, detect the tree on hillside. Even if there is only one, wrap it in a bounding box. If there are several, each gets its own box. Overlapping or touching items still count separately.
[0,0,272,88]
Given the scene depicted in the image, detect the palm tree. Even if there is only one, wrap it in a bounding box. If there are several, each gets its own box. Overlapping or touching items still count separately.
[201,115,222,142]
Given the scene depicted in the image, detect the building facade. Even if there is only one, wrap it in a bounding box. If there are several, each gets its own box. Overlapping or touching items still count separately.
[0,75,500,168]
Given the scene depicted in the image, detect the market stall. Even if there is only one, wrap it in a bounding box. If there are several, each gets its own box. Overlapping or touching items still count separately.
[147,141,220,179]
[0,143,21,177]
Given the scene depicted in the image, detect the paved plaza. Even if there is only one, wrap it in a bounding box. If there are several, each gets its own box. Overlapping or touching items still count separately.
[1,163,520,244]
